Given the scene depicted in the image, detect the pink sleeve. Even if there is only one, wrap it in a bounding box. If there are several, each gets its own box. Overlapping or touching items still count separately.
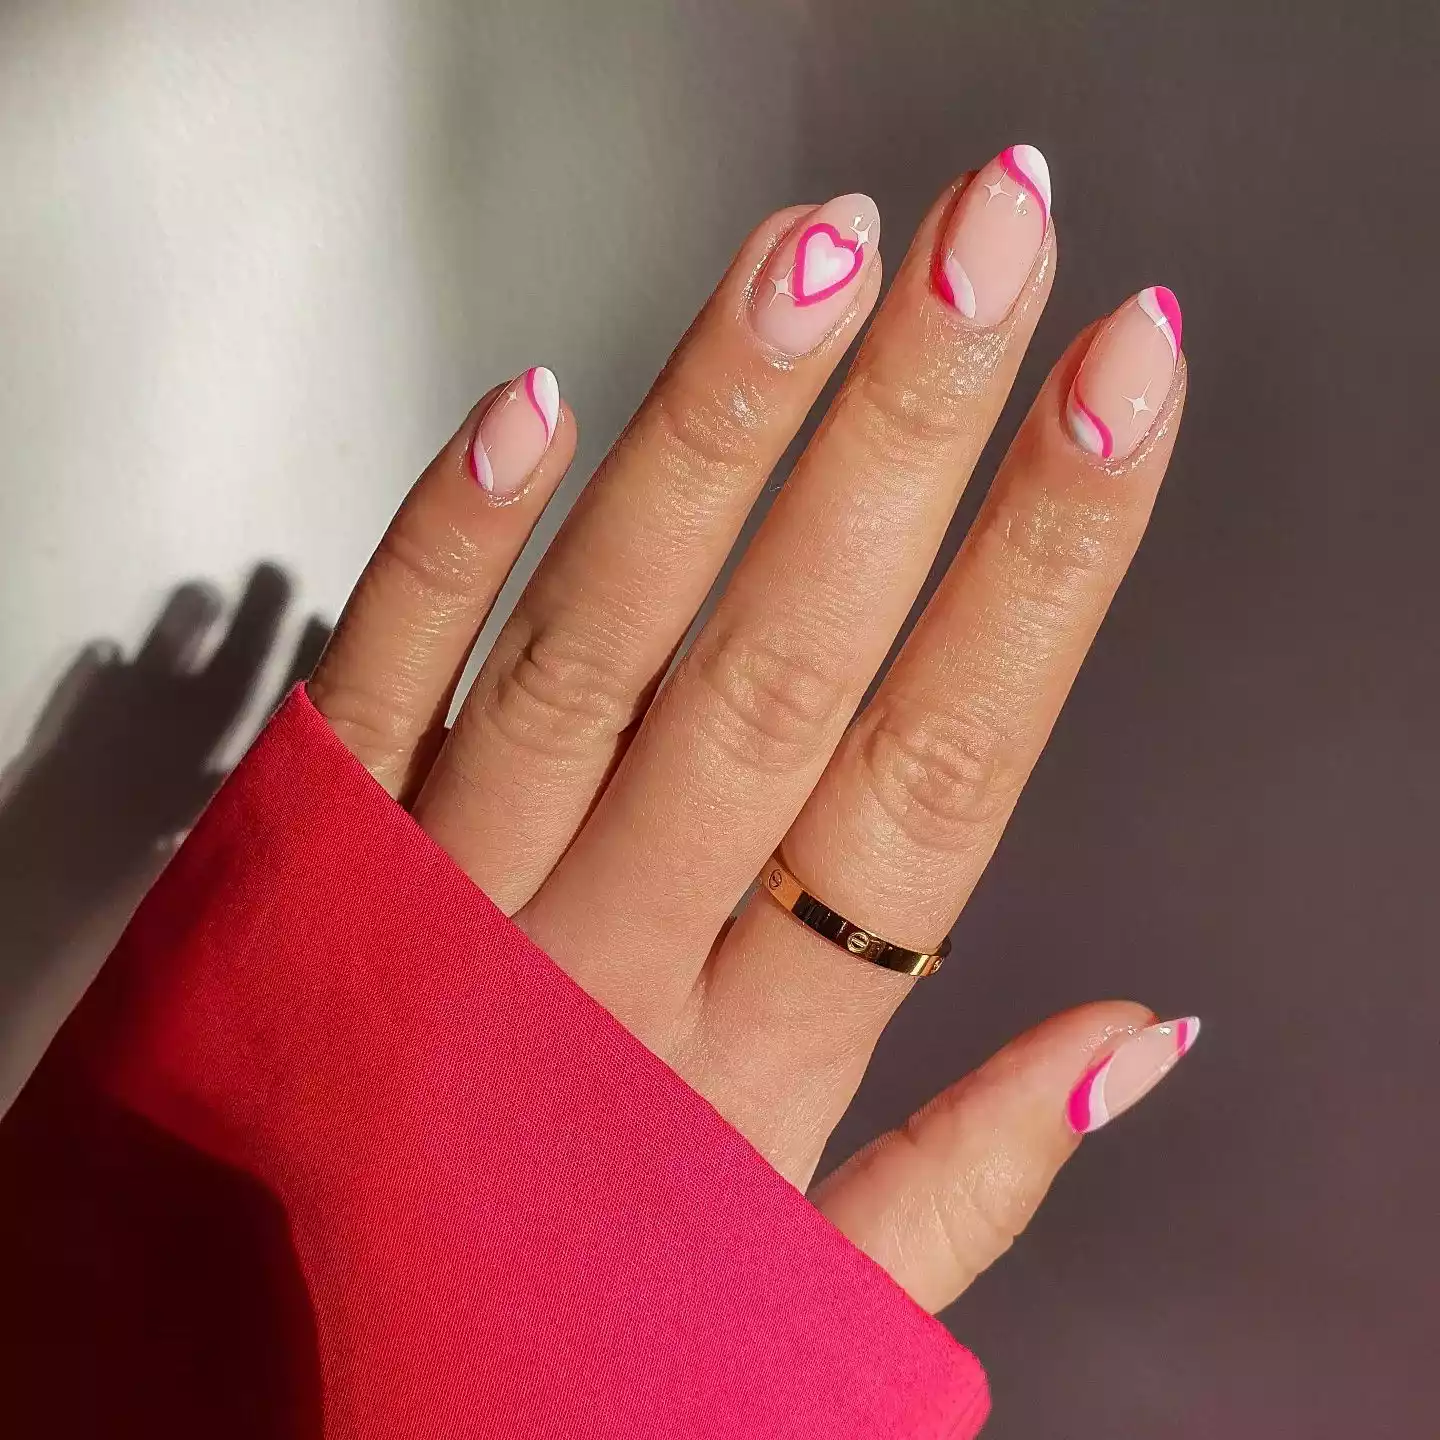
[0,686,990,1439]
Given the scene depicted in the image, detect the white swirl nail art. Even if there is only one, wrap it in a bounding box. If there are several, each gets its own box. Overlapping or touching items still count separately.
[525,366,561,443]
[1137,286,1183,361]
[1066,1017,1202,1134]
[1066,387,1113,460]
[472,365,561,497]
[938,253,978,318]
[1001,144,1052,229]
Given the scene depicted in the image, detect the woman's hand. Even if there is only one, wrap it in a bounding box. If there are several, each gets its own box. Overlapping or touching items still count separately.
[308,147,1195,1315]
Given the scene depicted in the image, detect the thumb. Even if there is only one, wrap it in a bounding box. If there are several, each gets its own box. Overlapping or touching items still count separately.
[809,1002,1201,1313]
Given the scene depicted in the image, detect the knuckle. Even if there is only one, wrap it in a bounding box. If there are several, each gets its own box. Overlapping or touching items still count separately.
[692,628,847,775]
[858,699,1021,852]
[940,1169,1035,1279]
[308,669,417,775]
[845,368,970,471]
[975,491,1121,614]
[644,381,759,491]
[377,516,485,613]
[899,1117,1038,1287]
[483,619,636,760]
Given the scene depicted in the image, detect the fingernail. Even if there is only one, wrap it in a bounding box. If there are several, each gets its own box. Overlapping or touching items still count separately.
[935,144,1051,325]
[1067,1016,1201,1134]
[752,194,880,356]
[1066,286,1182,463]
[470,366,560,498]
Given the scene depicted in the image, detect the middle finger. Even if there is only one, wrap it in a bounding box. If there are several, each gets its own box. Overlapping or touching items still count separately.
[521,150,1057,1037]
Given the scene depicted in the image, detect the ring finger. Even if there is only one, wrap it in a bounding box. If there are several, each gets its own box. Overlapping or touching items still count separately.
[704,283,1188,1178]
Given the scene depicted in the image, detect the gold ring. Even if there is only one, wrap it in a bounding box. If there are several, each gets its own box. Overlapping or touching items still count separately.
[758,856,950,978]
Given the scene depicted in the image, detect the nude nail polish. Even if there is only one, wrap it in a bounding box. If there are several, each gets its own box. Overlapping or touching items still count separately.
[1066,287,1182,463]
[1067,1016,1201,1134]
[752,194,880,356]
[935,144,1052,325]
[471,366,561,498]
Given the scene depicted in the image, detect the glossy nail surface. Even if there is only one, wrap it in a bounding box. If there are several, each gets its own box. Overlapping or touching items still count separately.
[1067,1016,1201,1134]
[1066,286,1181,463]
[471,366,560,498]
[752,193,879,356]
[936,144,1051,326]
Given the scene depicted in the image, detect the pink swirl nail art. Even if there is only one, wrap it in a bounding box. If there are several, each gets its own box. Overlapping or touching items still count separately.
[936,253,977,316]
[471,366,560,498]
[1065,286,1183,463]
[999,144,1052,231]
[1067,1016,1202,1134]
[1066,388,1115,460]
[1137,285,1183,360]
[934,144,1051,326]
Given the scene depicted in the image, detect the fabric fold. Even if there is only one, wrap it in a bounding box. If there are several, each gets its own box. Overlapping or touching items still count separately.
[0,685,988,1439]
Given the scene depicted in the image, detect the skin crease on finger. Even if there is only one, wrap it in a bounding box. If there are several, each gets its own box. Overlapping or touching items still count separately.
[516,179,1058,1043]
[811,1001,1161,1311]
[404,203,884,914]
[305,158,1196,1310]
[686,331,1186,1183]
[787,338,1186,945]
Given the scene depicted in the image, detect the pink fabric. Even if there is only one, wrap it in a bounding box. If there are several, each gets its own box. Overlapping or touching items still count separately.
[0,685,989,1438]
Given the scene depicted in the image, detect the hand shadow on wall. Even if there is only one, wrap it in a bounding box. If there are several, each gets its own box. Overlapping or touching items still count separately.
[0,563,330,1105]
[0,562,332,1437]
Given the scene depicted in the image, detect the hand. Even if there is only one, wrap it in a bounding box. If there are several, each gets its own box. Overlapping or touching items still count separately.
[308,147,1196,1314]
[0,565,326,1101]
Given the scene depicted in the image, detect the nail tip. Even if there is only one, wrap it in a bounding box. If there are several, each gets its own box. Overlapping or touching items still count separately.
[1172,1015,1202,1054]
[1138,285,1184,355]
[1002,143,1053,219]
[524,365,562,443]
[1009,141,1051,189]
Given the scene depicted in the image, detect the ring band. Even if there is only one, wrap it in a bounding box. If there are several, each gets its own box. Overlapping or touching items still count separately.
[759,856,950,978]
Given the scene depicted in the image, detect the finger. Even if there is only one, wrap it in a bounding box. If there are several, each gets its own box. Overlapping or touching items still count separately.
[309,371,575,800]
[412,197,883,911]
[24,643,121,753]
[701,287,1186,1172]
[197,562,291,730]
[276,615,333,698]
[134,583,224,675]
[522,154,1055,1036]
[811,1005,1201,1312]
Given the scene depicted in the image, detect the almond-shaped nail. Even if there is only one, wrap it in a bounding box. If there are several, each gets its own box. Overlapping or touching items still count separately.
[1066,286,1181,463]
[1067,1016,1201,1134]
[936,144,1051,325]
[752,194,879,356]
[471,366,560,498]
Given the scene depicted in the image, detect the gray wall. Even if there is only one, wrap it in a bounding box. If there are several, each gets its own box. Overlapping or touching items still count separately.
[2,1,1435,1433]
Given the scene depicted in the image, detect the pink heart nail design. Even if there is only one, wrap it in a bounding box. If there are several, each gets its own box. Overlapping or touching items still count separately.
[792,222,865,306]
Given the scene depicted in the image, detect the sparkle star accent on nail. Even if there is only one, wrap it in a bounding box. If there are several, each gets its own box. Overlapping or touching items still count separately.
[983,178,1008,205]
[769,266,795,304]
[850,215,873,247]
[1124,384,1153,419]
